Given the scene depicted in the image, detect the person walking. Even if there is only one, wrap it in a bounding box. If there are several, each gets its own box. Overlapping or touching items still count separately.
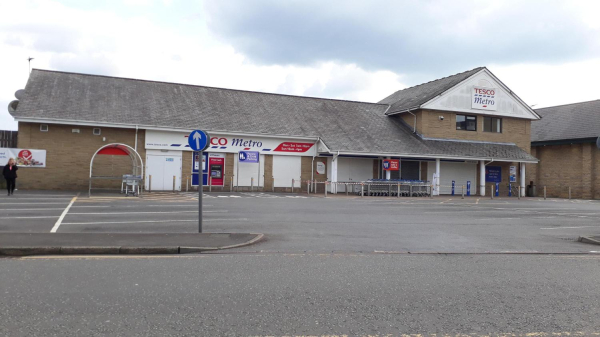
[3,157,18,196]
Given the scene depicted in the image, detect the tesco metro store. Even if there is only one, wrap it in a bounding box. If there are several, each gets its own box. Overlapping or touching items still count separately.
[7,67,540,196]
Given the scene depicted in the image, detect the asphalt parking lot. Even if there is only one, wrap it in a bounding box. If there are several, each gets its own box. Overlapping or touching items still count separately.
[1,190,599,253]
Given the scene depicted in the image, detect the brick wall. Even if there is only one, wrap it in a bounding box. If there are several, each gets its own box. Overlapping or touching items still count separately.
[527,143,600,199]
[17,123,145,191]
[405,110,531,153]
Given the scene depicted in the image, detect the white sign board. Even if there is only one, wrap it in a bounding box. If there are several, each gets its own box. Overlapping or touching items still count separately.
[471,86,497,111]
[146,130,316,156]
[316,162,325,175]
[0,148,47,167]
[509,165,517,183]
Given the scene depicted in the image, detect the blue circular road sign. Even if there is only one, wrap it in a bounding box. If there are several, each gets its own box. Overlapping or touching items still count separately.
[188,130,210,151]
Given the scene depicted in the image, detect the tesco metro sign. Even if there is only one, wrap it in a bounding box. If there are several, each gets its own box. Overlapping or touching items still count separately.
[472,86,497,111]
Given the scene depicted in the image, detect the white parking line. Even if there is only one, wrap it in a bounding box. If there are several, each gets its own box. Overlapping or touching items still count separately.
[68,210,228,215]
[0,208,70,211]
[68,204,212,208]
[51,193,79,233]
[4,197,75,200]
[62,218,248,225]
[540,226,600,230]
[3,216,60,219]
[0,202,70,205]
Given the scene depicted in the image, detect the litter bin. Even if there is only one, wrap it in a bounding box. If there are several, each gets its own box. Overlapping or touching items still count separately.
[526,182,536,197]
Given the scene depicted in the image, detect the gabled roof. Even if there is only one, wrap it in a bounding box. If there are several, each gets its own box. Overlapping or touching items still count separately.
[10,69,537,162]
[532,99,600,142]
[378,67,485,114]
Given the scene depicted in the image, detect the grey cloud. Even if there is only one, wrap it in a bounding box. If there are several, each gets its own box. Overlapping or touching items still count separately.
[204,0,599,80]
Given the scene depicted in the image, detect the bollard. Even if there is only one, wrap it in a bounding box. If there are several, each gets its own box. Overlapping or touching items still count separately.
[490,185,493,200]
[173,175,176,193]
[251,177,254,192]
[307,181,310,195]
[324,182,328,197]
[272,177,275,193]
[149,175,152,192]
[292,179,295,193]
[367,183,371,196]
[568,186,571,199]
[388,184,391,197]
[361,183,364,197]
[544,186,547,200]
[518,186,521,200]
[461,185,465,199]
[409,185,413,198]
[209,176,212,192]
[346,183,349,196]
[430,185,433,199]
[186,177,189,192]
[397,183,400,198]
[230,178,233,192]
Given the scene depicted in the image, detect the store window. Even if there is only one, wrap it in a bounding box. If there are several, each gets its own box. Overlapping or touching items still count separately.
[483,117,502,133]
[456,115,477,131]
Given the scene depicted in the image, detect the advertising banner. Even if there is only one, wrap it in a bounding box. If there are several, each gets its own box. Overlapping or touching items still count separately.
[0,148,46,167]
[382,159,399,171]
[472,86,497,111]
[509,166,517,183]
[485,166,501,183]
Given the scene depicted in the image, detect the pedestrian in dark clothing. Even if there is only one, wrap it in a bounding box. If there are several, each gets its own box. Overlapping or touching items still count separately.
[3,158,18,196]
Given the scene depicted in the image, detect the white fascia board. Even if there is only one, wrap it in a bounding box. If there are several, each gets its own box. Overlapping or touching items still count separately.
[317,138,332,153]
[14,117,320,141]
[324,150,538,163]
[420,68,541,120]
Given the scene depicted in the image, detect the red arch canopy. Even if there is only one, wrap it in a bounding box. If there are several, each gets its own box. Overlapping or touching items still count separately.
[97,145,130,156]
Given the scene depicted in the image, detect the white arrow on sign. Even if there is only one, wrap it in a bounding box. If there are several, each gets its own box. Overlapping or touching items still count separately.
[193,131,202,150]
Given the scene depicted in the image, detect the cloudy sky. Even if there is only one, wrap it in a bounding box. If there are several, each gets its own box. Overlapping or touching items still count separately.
[1,0,599,130]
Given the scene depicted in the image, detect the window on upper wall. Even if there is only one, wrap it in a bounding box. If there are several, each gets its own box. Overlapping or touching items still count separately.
[483,117,502,133]
[456,115,477,131]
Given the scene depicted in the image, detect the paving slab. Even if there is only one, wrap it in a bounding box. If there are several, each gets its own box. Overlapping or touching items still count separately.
[0,233,263,256]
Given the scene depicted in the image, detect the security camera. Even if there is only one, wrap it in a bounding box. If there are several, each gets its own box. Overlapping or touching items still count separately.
[439,116,444,120]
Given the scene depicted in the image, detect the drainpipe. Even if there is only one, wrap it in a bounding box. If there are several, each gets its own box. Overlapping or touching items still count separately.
[134,125,138,151]
[407,111,417,133]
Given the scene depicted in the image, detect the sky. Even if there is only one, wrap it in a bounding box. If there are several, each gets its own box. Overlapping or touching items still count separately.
[1,0,599,131]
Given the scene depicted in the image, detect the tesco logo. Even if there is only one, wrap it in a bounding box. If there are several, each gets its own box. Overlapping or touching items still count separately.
[210,137,228,146]
[474,88,495,95]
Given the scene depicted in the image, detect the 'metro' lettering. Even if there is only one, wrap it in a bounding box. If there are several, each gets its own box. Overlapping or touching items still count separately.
[474,97,494,105]
[231,138,263,148]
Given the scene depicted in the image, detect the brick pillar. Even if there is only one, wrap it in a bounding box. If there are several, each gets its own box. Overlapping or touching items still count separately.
[582,143,593,199]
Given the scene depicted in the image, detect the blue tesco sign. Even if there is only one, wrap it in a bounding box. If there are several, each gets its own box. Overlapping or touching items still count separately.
[239,151,259,163]
[486,166,501,183]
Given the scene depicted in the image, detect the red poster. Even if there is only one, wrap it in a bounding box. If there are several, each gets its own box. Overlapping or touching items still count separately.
[273,142,314,153]
[383,159,399,171]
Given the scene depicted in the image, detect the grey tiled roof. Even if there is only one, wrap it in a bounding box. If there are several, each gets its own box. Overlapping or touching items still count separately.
[532,100,600,142]
[378,67,485,114]
[11,69,536,162]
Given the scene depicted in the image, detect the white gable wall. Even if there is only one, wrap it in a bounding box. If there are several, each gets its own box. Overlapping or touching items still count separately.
[421,69,539,120]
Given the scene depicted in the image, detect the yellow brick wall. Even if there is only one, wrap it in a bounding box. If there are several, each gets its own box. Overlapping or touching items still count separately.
[17,122,145,191]
[406,110,532,153]
[528,143,599,199]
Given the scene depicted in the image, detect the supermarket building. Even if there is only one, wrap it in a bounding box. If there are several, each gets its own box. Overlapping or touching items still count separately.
[7,67,540,195]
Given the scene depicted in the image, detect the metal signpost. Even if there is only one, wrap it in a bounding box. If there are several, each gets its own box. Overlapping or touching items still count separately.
[188,130,210,233]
